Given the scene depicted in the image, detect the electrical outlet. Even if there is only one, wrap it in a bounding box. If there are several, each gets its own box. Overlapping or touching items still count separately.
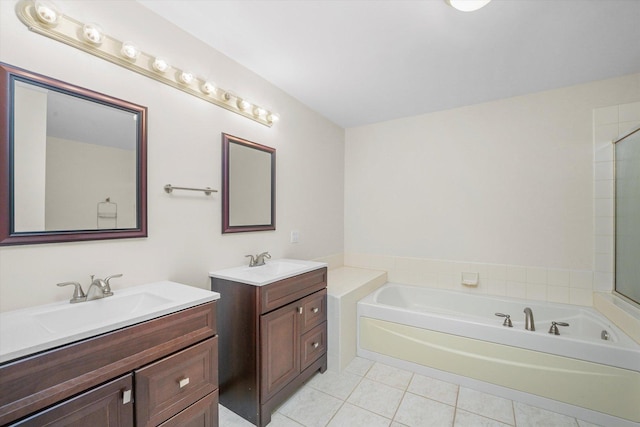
[290,230,299,243]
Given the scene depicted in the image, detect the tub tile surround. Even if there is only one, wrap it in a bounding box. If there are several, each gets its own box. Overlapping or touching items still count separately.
[218,357,604,427]
[344,252,597,306]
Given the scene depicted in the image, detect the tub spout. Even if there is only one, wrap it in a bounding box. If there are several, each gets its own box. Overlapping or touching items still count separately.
[524,307,535,331]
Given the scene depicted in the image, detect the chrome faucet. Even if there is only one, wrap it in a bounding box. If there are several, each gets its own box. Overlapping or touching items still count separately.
[255,251,271,266]
[524,307,535,331]
[245,251,271,267]
[86,275,109,301]
[57,274,122,303]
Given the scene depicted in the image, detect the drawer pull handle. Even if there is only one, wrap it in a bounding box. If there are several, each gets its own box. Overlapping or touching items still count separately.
[297,307,303,314]
[312,342,319,349]
[178,377,190,388]
[312,307,319,313]
[122,389,132,404]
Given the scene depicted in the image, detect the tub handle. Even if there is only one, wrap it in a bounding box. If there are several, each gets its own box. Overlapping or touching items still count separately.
[548,321,569,335]
[494,313,513,327]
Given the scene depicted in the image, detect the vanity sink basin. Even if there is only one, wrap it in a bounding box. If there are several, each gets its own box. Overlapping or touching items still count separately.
[209,258,327,286]
[0,281,220,363]
[35,292,172,334]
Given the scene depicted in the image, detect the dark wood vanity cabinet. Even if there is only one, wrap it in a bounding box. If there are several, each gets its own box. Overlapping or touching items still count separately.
[211,267,328,427]
[0,302,219,427]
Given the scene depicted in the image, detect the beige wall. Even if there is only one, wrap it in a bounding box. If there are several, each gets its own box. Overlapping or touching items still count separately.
[0,0,345,311]
[345,74,640,303]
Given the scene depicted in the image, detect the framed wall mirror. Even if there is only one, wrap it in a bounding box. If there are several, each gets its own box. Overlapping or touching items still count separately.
[222,133,275,233]
[0,62,147,245]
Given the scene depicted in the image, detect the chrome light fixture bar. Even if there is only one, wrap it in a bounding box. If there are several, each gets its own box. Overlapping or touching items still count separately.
[16,0,279,127]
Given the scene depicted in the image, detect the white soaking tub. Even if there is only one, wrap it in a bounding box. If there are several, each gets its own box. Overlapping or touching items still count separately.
[357,283,640,425]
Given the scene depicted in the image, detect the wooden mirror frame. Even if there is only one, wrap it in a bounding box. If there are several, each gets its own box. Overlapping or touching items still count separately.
[0,62,147,245]
[222,133,275,234]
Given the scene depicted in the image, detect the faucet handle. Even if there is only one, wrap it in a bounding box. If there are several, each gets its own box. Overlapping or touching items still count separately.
[245,254,256,267]
[494,313,513,327]
[103,274,122,296]
[57,281,86,304]
[548,321,569,335]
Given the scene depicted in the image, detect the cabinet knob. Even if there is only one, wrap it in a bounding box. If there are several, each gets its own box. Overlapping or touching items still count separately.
[122,389,132,404]
[297,307,303,314]
[312,307,319,313]
[312,342,319,349]
[178,377,190,388]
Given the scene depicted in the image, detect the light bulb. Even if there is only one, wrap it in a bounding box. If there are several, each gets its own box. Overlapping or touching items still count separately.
[446,0,491,12]
[34,0,60,25]
[237,98,251,111]
[82,23,104,44]
[253,107,266,117]
[120,41,139,60]
[267,113,279,123]
[178,71,194,85]
[202,81,217,95]
[152,57,169,73]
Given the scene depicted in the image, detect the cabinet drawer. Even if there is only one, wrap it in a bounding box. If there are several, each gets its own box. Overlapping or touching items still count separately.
[135,338,218,427]
[158,390,218,427]
[260,268,327,313]
[301,290,326,333]
[300,322,326,371]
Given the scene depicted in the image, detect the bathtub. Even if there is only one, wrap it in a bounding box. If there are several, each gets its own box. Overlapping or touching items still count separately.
[357,283,640,424]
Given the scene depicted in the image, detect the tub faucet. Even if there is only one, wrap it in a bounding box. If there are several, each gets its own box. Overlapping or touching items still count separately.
[524,307,535,331]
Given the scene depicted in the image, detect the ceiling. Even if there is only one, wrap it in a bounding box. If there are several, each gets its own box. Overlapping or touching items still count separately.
[137,0,640,128]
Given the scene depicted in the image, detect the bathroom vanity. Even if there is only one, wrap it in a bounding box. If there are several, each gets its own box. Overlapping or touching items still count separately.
[210,259,327,427]
[0,282,220,426]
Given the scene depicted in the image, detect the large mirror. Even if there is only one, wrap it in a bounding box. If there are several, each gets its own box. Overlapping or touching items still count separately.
[0,62,147,245]
[222,133,275,233]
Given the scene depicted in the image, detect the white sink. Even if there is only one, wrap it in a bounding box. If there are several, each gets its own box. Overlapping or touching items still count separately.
[35,292,173,334]
[209,258,327,286]
[0,281,220,363]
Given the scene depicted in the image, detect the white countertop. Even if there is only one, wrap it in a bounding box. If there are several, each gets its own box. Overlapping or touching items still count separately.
[209,258,327,286]
[0,281,220,364]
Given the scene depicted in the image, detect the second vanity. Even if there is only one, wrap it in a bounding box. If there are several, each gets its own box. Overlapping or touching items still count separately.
[0,281,220,426]
[210,259,328,427]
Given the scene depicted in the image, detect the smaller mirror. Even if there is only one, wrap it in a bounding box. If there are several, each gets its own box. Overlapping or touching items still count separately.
[222,133,275,233]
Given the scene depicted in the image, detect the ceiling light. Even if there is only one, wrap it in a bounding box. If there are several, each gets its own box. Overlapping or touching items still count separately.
[152,57,169,73]
[120,41,139,61]
[178,71,194,85]
[446,0,491,12]
[82,23,104,44]
[201,81,217,95]
[267,113,279,124]
[237,98,251,111]
[34,0,60,26]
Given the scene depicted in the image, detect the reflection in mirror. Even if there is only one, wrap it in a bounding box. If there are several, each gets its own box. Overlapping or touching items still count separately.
[0,62,147,245]
[614,127,640,305]
[222,133,275,233]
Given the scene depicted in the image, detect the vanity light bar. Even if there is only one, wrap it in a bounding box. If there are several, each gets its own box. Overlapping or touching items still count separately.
[16,0,277,127]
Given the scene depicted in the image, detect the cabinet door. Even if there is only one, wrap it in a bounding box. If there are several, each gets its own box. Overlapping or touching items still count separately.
[10,374,133,427]
[260,302,300,401]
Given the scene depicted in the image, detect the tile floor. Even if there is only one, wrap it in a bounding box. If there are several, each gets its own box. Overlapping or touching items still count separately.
[219,357,602,427]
